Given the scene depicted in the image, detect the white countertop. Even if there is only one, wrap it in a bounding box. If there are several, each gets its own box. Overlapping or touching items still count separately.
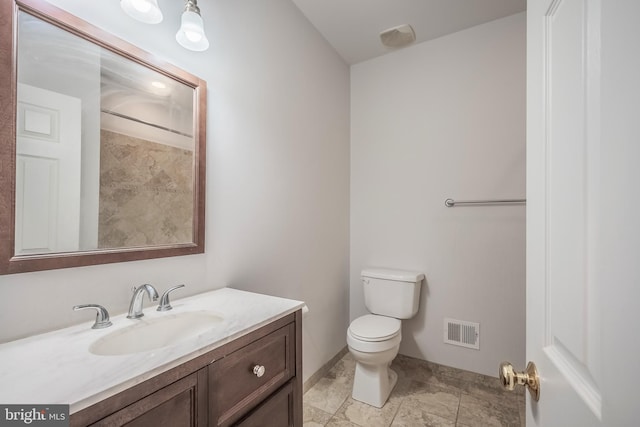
[0,288,304,413]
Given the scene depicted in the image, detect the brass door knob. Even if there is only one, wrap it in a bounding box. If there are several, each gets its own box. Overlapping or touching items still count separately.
[499,361,540,401]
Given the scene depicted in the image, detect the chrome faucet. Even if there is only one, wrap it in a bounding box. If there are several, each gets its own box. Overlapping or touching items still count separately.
[127,284,159,319]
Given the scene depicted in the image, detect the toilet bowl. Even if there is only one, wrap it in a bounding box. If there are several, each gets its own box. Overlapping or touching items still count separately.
[347,268,424,408]
[347,314,401,408]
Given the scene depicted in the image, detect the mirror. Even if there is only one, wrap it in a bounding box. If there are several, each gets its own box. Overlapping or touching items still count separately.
[0,0,207,274]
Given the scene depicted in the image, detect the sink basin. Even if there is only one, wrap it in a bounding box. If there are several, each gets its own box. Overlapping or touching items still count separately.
[89,311,224,356]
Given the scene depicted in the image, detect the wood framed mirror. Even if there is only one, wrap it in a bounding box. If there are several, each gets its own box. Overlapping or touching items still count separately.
[0,0,207,274]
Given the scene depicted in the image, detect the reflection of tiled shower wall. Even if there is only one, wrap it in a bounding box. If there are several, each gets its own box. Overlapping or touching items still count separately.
[98,130,193,248]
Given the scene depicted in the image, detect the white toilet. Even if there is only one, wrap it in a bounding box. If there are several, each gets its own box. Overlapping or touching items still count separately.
[347,267,424,408]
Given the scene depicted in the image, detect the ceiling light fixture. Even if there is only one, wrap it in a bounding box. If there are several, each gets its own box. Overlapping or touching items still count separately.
[176,0,209,52]
[120,0,209,52]
[120,0,163,24]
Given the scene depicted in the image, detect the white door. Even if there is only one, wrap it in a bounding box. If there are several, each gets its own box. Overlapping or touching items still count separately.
[525,0,637,426]
[15,84,82,255]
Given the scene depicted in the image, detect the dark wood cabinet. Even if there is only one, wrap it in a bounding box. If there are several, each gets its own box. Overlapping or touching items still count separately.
[71,311,302,427]
[89,370,207,427]
[235,383,295,427]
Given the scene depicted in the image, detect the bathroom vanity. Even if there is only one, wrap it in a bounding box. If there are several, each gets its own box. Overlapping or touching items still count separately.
[0,288,304,427]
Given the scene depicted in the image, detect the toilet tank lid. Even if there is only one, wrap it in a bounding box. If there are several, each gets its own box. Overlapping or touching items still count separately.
[361,268,425,282]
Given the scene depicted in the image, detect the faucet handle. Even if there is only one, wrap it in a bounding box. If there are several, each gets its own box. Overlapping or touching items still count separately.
[157,284,186,312]
[73,304,113,329]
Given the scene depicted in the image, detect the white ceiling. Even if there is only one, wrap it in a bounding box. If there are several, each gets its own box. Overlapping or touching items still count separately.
[291,0,527,65]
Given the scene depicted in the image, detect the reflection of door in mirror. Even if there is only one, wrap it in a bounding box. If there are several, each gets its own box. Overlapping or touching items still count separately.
[16,83,82,255]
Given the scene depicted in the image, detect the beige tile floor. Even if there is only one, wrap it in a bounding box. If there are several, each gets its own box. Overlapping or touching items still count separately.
[304,353,525,427]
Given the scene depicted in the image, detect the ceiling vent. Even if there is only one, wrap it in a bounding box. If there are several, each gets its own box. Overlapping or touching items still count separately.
[379,24,416,48]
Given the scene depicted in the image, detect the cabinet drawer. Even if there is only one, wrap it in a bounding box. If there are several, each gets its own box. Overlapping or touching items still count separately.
[235,382,294,427]
[209,323,295,426]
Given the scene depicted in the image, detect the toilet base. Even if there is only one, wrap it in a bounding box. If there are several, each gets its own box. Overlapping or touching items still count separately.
[351,362,398,408]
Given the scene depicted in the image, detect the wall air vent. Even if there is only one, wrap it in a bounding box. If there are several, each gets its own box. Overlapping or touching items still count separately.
[444,318,480,350]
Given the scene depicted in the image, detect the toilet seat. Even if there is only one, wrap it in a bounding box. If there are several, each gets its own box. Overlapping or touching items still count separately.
[347,315,401,353]
[348,314,401,341]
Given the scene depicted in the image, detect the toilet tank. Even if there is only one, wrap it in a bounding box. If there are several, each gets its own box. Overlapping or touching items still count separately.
[361,268,424,319]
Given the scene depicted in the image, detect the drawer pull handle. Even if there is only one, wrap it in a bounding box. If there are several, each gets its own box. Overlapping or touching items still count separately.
[253,365,266,378]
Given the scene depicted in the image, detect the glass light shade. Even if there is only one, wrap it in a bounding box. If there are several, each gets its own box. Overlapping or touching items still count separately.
[120,0,163,24]
[176,11,209,51]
